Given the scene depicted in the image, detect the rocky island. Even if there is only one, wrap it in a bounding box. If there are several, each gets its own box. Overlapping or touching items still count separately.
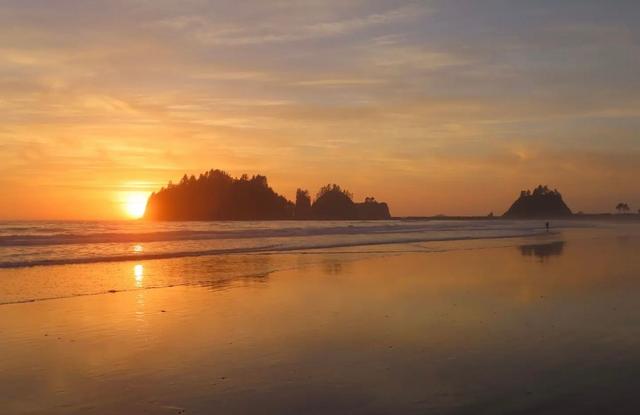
[144,169,391,221]
[503,185,572,218]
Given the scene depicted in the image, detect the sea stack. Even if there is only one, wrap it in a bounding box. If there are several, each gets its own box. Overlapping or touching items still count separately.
[144,170,391,221]
[503,185,572,218]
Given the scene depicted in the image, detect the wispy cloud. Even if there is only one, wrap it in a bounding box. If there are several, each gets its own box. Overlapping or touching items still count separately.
[292,78,385,87]
[169,4,427,46]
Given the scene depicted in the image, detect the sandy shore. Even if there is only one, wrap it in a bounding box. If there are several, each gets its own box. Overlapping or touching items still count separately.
[1,228,640,414]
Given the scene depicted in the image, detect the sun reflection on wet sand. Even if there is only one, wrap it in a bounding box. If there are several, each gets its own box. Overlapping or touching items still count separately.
[133,264,147,328]
[134,264,144,287]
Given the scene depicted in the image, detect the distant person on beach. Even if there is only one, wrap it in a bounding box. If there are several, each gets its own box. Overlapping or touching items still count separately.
[546,222,550,231]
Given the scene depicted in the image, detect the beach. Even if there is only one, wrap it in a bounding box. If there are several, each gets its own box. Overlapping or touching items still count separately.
[1,222,640,414]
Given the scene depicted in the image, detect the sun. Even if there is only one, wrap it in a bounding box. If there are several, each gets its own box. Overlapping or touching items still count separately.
[122,192,149,219]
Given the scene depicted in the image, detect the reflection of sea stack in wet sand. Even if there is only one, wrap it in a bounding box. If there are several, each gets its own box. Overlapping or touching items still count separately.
[519,241,566,259]
[503,185,572,218]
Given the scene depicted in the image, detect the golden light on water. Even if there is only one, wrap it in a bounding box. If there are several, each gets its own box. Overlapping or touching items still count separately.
[134,264,144,287]
[122,192,149,219]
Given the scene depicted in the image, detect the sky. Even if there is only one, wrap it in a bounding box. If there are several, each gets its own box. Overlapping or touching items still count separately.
[1,0,639,219]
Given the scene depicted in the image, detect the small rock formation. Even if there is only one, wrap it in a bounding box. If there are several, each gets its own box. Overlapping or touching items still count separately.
[294,189,312,219]
[309,185,391,220]
[355,197,391,220]
[311,184,357,220]
[503,185,572,218]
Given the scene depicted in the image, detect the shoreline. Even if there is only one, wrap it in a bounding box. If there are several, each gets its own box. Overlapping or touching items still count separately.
[0,227,587,306]
[397,214,640,221]
[0,219,575,270]
[3,214,640,223]
[0,230,560,270]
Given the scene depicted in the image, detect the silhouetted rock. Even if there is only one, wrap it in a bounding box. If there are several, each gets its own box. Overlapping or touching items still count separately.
[311,184,357,220]
[310,185,391,220]
[145,171,391,221]
[355,197,391,220]
[145,170,294,220]
[503,185,572,218]
[295,188,312,219]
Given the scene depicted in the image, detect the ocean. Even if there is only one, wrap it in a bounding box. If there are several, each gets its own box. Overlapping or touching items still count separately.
[0,219,578,269]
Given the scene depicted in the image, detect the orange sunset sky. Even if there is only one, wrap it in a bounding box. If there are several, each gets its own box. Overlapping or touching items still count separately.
[1,1,639,219]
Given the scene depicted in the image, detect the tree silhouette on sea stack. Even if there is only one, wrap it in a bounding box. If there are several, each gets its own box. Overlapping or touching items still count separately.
[615,203,630,214]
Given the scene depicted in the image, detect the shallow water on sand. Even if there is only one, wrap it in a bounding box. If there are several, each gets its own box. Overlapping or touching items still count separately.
[1,225,639,414]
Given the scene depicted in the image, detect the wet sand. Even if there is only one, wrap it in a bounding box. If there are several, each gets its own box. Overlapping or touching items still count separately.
[1,229,640,414]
